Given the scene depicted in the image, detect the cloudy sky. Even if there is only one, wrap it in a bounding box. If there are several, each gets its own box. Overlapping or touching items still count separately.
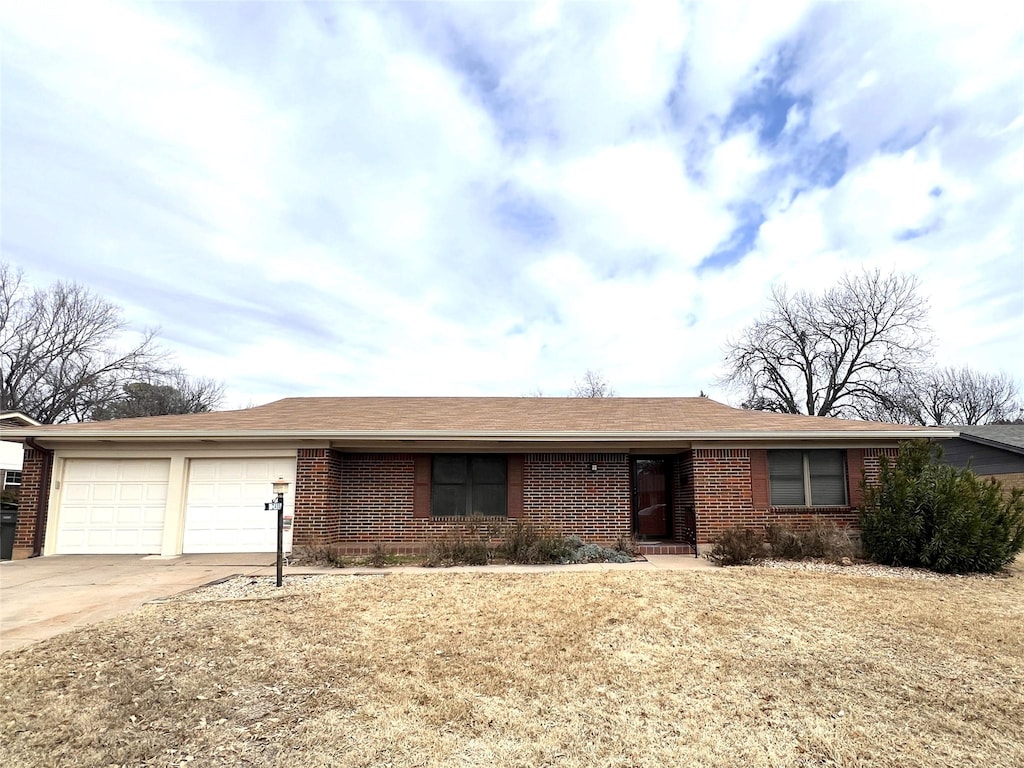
[2,0,1022,408]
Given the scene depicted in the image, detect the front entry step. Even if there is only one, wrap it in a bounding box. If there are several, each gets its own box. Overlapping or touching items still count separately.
[637,541,697,556]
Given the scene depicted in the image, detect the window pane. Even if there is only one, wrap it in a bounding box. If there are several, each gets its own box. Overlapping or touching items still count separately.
[471,484,506,517]
[432,485,466,517]
[433,455,467,484]
[430,455,508,517]
[769,450,805,506]
[808,450,847,506]
[471,456,507,484]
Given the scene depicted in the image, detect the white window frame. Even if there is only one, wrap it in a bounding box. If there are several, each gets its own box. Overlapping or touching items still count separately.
[2,470,21,489]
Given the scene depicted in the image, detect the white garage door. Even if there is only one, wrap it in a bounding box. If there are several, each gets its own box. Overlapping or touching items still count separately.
[183,458,296,553]
[57,459,170,554]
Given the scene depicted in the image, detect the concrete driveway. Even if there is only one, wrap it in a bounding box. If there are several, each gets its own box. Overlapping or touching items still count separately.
[0,554,282,653]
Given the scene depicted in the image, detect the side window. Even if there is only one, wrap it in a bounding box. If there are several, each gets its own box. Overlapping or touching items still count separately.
[768,450,847,507]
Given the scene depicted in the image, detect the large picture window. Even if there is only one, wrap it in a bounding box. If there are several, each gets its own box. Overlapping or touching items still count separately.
[431,455,507,517]
[768,450,847,507]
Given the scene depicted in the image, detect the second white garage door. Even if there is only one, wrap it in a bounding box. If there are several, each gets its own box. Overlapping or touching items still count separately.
[183,458,296,553]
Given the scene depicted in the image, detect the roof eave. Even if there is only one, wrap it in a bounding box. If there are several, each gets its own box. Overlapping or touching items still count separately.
[3,428,957,442]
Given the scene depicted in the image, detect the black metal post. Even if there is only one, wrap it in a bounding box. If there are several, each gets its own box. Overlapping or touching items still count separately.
[276,491,284,587]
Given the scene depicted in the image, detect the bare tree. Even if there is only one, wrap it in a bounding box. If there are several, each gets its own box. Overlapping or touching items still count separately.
[720,270,932,417]
[571,370,616,398]
[0,263,222,423]
[90,370,224,420]
[867,367,1021,425]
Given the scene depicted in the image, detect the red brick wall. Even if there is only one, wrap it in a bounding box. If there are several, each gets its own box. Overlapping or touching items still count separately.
[863,447,899,486]
[691,446,895,545]
[693,449,757,543]
[288,446,903,551]
[314,452,632,549]
[522,453,631,544]
[293,448,344,545]
[12,448,52,557]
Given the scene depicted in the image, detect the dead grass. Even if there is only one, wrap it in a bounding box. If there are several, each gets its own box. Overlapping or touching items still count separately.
[2,561,1023,768]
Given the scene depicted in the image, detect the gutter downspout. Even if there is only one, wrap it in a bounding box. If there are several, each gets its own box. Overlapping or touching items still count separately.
[25,438,53,558]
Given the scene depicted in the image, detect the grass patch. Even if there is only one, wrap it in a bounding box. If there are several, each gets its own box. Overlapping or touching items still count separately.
[2,560,1022,766]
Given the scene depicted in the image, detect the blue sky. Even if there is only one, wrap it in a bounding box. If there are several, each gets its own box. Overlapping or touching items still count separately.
[2,0,1022,408]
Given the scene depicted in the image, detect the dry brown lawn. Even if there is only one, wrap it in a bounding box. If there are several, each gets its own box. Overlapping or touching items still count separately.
[2,562,1023,768]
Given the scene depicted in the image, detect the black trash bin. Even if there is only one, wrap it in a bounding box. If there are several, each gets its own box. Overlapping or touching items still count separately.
[1,505,18,561]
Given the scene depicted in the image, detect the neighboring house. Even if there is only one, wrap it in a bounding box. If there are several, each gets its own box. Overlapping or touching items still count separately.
[4,397,953,559]
[942,425,1024,493]
[1,412,42,504]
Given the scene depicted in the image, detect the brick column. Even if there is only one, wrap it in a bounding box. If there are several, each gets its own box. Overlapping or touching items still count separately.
[292,448,344,545]
[13,448,53,558]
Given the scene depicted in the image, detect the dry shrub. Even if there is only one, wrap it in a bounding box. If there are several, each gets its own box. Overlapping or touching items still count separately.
[766,520,858,562]
[423,525,490,566]
[366,541,389,568]
[291,542,347,568]
[496,519,572,564]
[613,533,640,557]
[705,526,765,566]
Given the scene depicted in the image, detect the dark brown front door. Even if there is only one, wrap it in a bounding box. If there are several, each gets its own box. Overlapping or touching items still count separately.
[633,458,671,539]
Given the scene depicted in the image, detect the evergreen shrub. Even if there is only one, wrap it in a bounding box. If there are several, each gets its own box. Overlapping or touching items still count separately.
[860,441,1024,573]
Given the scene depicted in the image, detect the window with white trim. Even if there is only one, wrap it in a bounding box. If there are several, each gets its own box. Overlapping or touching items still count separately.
[431,455,507,517]
[2,470,20,489]
[768,450,847,506]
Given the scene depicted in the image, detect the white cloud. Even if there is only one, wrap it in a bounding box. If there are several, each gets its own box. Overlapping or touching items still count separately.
[2,0,1021,410]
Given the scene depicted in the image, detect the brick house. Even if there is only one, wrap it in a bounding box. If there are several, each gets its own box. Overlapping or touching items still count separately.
[3,397,953,559]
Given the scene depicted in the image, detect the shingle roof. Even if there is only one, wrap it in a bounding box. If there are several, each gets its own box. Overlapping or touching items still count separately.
[2,397,949,439]
[952,425,1024,454]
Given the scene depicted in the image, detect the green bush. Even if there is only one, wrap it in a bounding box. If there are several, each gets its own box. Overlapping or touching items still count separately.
[860,441,1024,574]
[705,526,765,566]
[564,542,633,564]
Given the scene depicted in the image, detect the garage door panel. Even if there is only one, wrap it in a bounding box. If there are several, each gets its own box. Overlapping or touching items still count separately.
[117,485,145,503]
[58,507,90,525]
[183,458,296,553]
[243,461,272,479]
[63,485,94,503]
[57,459,170,555]
[89,486,117,502]
[146,485,168,503]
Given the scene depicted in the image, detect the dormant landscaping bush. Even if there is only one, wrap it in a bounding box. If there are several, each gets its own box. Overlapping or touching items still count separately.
[860,441,1024,574]
[705,526,765,566]
[766,520,858,562]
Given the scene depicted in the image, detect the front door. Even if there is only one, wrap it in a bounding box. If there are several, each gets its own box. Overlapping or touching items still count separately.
[633,458,671,539]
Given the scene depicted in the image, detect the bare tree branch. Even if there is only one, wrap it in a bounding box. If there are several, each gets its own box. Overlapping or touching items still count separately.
[89,369,225,420]
[570,370,616,398]
[719,269,932,418]
[0,263,224,423]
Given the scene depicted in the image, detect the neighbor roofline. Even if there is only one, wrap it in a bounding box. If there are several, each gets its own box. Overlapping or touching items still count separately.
[952,431,1024,456]
[0,411,42,427]
[2,428,958,442]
